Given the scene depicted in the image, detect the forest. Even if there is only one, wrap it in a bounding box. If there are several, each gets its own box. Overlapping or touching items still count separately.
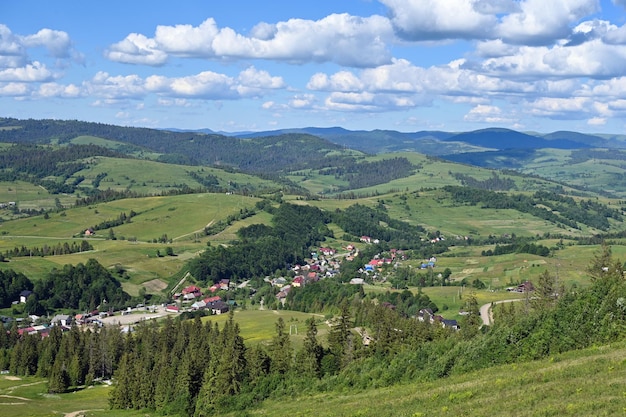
[0,259,130,314]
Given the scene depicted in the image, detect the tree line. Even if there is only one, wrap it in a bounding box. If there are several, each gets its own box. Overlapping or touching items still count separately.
[2,240,93,259]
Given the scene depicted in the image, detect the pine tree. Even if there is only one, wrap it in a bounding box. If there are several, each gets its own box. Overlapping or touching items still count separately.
[269,317,292,374]
[48,357,69,394]
[108,352,134,409]
[296,317,322,378]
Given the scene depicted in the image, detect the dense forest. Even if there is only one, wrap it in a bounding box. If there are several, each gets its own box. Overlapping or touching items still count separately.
[0,259,130,315]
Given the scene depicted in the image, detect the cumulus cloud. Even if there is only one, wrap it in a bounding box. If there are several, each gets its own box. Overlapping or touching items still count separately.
[106,14,393,67]
[464,104,517,123]
[105,34,168,66]
[0,82,29,96]
[0,61,55,82]
[0,24,24,59]
[496,0,599,45]
[0,24,81,87]
[471,32,626,80]
[21,28,73,58]
[381,0,496,41]
[78,67,285,102]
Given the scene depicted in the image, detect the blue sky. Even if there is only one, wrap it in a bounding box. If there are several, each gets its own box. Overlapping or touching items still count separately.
[2,0,626,133]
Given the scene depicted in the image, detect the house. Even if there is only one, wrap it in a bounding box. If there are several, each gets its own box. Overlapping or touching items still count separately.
[276,285,292,300]
[182,292,197,302]
[19,290,33,304]
[165,305,180,313]
[507,281,535,293]
[349,278,364,285]
[319,247,336,256]
[209,300,229,315]
[219,279,230,291]
[204,295,221,304]
[182,285,202,298]
[442,319,460,330]
[418,308,434,322]
[271,277,287,287]
[191,300,207,310]
[292,276,305,287]
[360,236,372,243]
[51,314,71,327]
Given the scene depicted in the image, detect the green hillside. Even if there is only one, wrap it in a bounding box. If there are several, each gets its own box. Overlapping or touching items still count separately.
[2,118,626,417]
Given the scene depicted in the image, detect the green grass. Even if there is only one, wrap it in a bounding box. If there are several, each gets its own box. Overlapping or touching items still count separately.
[0,376,111,417]
[206,308,328,348]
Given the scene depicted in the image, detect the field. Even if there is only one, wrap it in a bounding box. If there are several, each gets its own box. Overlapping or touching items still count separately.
[0,192,260,284]
[207,308,328,348]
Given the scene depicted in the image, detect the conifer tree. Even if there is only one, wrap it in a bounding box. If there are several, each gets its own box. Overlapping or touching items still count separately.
[269,317,292,374]
[296,317,323,378]
[48,357,69,394]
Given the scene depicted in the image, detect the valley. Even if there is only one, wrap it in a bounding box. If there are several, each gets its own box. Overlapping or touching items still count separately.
[0,118,626,417]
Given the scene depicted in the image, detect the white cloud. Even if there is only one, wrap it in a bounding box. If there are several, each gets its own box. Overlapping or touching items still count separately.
[381,0,496,41]
[105,33,168,66]
[79,67,285,101]
[0,24,24,59]
[526,96,592,119]
[36,82,81,98]
[603,23,626,45]
[21,28,73,58]
[473,34,626,80]
[0,82,29,96]
[587,117,606,125]
[496,0,599,45]
[464,104,517,123]
[289,94,316,109]
[107,14,393,67]
[0,61,54,82]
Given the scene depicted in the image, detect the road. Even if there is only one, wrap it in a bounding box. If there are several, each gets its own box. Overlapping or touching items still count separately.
[479,299,523,326]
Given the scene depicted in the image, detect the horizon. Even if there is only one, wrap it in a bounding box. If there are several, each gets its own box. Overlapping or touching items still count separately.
[3,1,626,134]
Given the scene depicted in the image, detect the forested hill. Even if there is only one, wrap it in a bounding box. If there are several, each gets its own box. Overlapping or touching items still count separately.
[0,118,356,174]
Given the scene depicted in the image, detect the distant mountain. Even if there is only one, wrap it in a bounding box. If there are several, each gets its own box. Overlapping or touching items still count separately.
[236,126,610,155]
[541,131,609,148]
[443,128,591,150]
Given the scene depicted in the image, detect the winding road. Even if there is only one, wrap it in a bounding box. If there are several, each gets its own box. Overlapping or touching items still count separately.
[479,299,523,326]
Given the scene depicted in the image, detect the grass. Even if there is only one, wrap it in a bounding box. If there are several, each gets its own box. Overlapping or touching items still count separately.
[0,376,111,417]
[206,308,328,348]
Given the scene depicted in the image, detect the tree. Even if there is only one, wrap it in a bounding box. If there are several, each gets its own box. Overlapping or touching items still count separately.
[532,270,560,312]
[48,357,69,394]
[296,317,323,378]
[269,317,292,375]
[459,290,481,339]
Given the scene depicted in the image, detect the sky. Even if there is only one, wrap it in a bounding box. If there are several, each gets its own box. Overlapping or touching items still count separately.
[2,0,626,133]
